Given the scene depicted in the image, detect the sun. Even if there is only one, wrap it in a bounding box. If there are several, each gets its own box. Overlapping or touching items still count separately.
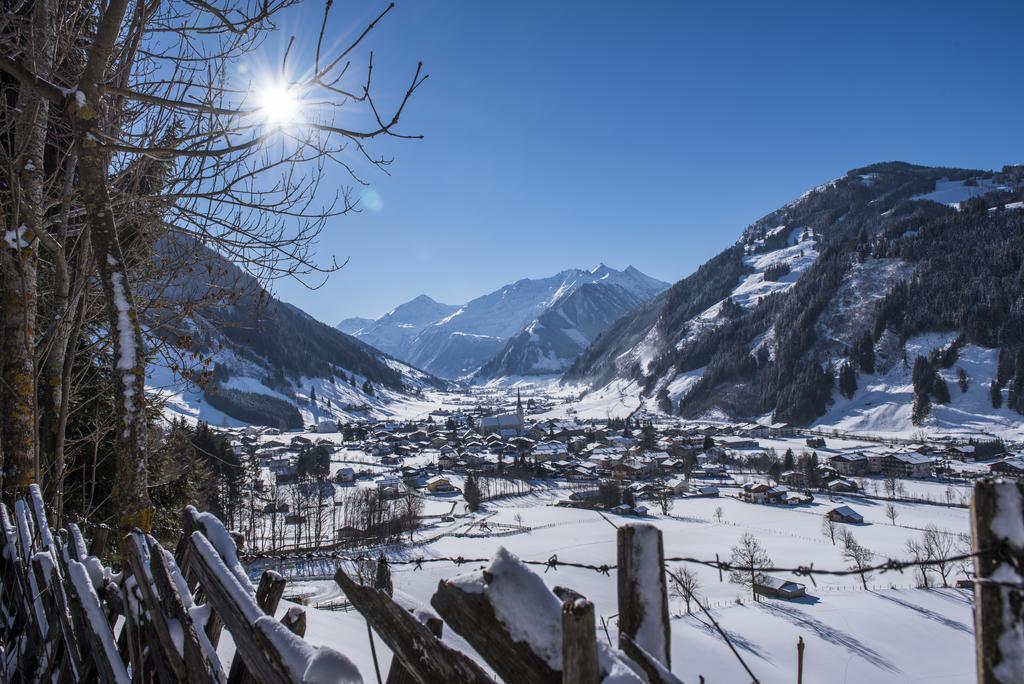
[255,83,301,127]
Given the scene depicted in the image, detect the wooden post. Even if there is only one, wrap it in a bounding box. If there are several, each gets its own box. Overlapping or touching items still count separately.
[336,568,492,684]
[971,478,1024,684]
[561,598,599,684]
[617,524,671,673]
[386,615,442,684]
[281,607,307,637]
[228,570,287,684]
[797,636,804,684]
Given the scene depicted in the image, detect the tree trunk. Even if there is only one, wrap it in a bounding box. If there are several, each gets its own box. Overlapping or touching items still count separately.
[70,0,153,535]
[1,0,56,498]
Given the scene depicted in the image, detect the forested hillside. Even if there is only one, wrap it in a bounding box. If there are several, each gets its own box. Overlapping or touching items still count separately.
[148,237,445,426]
[565,162,1024,427]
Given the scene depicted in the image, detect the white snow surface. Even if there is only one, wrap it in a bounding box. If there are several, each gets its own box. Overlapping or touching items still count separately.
[245,479,979,684]
[815,331,1024,440]
[911,177,1010,207]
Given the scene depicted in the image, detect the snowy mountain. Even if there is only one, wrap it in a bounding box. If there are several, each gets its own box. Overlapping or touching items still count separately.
[336,295,460,359]
[340,265,668,380]
[147,237,446,428]
[565,161,1024,434]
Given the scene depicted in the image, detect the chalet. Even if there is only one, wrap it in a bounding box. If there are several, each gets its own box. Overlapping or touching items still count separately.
[828,452,869,476]
[612,458,654,480]
[880,452,934,478]
[754,576,806,600]
[826,478,858,494]
[990,458,1024,478]
[947,445,977,462]
[780,470,806,487]
[426,475,454,493]
[664,477,689,495]
[376,476,401,490]
[533,442,568,463]
[696,485,720,497]
[739,482,772,504]
[335,467,355,484]
[826,505,864,524]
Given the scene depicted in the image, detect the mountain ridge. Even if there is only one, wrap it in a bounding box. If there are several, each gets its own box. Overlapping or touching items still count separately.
[564,161,1024,432]
[338,264,669,380]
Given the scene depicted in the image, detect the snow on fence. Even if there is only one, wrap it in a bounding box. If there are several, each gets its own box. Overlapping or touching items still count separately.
[1,478,1022,683]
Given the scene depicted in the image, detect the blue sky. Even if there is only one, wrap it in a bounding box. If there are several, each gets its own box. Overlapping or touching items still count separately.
[261,0,1023,322]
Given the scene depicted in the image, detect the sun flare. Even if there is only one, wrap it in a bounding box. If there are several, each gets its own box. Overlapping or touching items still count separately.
[256,83,301,127]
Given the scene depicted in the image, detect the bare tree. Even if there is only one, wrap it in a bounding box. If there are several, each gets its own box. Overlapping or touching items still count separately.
[1,0,426,532]
[669,566,701,614]
[656,488,674,516]
[714,506,724,523]
[905,537,932,588]
[922,524,956,587]
[729,532,772,602]
[821,515,838,545]
[885,502,899,525]
[841,531,874,589]
[884,474,898,499]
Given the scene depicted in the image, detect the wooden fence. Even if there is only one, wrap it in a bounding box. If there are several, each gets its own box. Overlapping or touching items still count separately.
[0,479,1022,683]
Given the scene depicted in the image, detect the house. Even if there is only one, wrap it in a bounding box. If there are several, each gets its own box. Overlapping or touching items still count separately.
[828,453,869,476]
[633,505,649,517]
[739,482,772,504]
[826,478,859,494]
[754,576,806,599]
[335,467,355,484]
[990,458,1024,478]
[880,452,934,478]
[780,470,806,487]
[610,504,633,515]
[696,485,720,497]
[826,505,864,524]
[947,445,977,462]
[426,475,454,493]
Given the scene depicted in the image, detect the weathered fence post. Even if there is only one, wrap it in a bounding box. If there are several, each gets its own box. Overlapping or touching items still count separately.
[971,478,1024,684]
[561,597,600,684]
[797,636,804,684]
[617,523,671,675]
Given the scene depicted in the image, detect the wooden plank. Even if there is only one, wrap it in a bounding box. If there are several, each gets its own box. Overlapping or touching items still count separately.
[281,606,307,637]
[431,571,559,684]
[33,545,84,680]
[187,532,294,684]
[385,614,442,684]
[124,532,188,682]
[148,535,227,683]
[336,567,493,684]
[65,559,130,684]
[228,570,287,684]
[561,598,599,684]
[617,523,671,675]
[971,478,1024,684]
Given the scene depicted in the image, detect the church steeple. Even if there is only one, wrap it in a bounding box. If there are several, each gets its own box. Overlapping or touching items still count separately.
[516,389,524,427]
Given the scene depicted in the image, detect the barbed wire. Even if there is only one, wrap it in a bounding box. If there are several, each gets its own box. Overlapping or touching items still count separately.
[241,545,1024,589]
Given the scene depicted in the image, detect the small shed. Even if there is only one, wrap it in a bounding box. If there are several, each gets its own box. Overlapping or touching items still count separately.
[754,576,806,599]
[826,505,864,524]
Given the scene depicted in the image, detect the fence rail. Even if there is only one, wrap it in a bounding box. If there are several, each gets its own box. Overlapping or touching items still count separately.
[1,478,1022,683]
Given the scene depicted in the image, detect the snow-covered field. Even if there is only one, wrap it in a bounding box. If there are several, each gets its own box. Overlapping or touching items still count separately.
[241,482,977,683]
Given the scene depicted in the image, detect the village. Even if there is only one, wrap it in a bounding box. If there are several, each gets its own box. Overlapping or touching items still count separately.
[223,386,1020,555]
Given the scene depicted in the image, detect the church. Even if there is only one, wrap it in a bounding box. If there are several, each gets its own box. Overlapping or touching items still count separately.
[479,391,525,437]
